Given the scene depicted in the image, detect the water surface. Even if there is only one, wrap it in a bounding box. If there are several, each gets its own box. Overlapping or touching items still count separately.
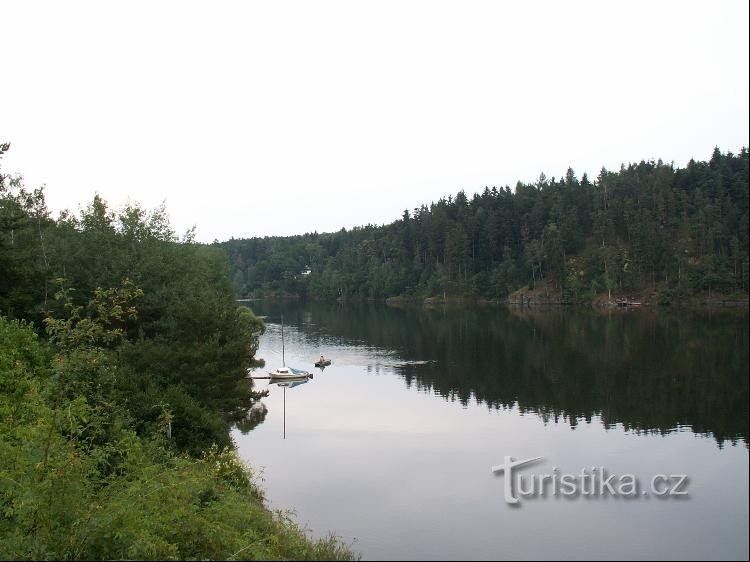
[234,302,748,560]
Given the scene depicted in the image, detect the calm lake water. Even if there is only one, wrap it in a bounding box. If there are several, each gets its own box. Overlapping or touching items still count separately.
[234,302,749,560]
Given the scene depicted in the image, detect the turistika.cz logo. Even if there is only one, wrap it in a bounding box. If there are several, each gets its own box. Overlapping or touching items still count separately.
[491,456,689,505]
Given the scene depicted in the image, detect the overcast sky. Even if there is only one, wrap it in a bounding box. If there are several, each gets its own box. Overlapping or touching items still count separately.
[1,0,748,242]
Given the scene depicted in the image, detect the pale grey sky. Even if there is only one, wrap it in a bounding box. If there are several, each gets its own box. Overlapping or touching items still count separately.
[1,0,748,242]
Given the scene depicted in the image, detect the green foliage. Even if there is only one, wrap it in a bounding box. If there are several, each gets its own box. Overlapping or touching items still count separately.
[0,170,51,320]
[0,289,354,560]
[44,278,144,350]
[658,287,674,306]
[0,319,354,559]
[0,143,356,560]
[1,155,267,443]
[222,148,749,302]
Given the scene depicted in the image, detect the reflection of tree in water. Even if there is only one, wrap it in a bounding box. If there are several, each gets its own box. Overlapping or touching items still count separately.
[235,402,268,434]
[253,301,749,446]
[223,374,268,433]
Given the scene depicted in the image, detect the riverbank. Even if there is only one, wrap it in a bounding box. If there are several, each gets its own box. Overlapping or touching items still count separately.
[245,290,749,310]
[0,315,358,561]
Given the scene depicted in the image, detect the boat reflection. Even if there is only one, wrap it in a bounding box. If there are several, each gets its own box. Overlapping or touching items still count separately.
[270,375,312,439]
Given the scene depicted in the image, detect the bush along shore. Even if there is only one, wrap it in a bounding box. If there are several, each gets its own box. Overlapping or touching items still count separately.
[0,144,357,560]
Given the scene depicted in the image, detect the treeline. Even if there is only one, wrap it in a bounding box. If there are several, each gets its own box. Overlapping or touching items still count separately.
[0,143,354,559]
[222,148,749,303]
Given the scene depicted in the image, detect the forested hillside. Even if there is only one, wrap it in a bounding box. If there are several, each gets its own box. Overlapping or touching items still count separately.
[222,148,749,303]
[0,142,354,560]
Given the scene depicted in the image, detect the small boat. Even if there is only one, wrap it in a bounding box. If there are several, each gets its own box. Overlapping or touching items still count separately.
[315,356,332,368]
[269,366,311,380]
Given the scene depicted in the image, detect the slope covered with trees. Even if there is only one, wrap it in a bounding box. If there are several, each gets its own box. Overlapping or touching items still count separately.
[0,143,355,560]
[223,148,749,304]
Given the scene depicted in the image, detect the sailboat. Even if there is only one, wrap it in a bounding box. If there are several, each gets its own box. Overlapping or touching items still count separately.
[269,314,311,380]
[270,366,310,379]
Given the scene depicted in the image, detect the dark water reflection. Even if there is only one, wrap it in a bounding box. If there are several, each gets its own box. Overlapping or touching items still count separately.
[249,302,748,445]
[235,301,749,560]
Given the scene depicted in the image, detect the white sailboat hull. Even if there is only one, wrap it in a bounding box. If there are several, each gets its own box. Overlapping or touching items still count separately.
[269,367,310,380]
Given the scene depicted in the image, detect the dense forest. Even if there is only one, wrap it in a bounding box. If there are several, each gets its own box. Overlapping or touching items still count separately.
[222,148,749,304]
[0,143,354,560]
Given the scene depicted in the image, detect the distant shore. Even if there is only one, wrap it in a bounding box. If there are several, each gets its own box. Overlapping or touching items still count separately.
[240,290,749,310]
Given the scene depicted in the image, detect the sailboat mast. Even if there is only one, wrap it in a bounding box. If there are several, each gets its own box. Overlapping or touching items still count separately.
[281,313,285,367]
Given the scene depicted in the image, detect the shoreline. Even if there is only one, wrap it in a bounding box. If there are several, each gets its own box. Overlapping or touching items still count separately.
[238,293,749,310]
